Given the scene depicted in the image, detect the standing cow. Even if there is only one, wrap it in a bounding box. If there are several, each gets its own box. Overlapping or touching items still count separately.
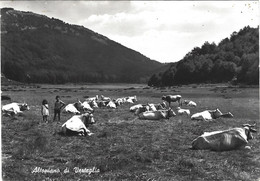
[162,95,182,107]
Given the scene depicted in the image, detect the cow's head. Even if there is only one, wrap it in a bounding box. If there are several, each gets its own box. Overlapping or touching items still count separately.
[176,95,182,101]
[83,113,95,126]
[161,102,167,109]
[145,104,150,111]
[162,96,166,101]
[243,124,257,141]
[74,100,83,111]
[132,95,137,102]
[167,108,176,118]
[114,100,120,107]
[20,103,30,111]
[98,101,106,107]
[90,100,98,108]
[212,108,222,118]
[183,100,189,105]
[135,105,149,115]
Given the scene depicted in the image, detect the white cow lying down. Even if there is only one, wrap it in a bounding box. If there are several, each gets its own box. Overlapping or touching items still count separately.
[126,95,137,103]
[192,124,257,151]
[130,104,143,112]
[101,95,111,102]
[82,101,94,112]
[183,100,197,107]
[62,113,95,136]
[85,95,98,102]
[138,109,176,120]
[135,105,150,115]
[2,102,30,116]
[176,107,190,116]
[63,103,81,114]
[130,102,167,113]
[106,101,117,109]
[191,109,233,121]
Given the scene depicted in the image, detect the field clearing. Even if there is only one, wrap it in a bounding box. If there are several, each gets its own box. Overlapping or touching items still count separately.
[1,83,260,181]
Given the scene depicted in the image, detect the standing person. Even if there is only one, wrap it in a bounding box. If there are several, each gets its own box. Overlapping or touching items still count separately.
[53,96,65,122]
[41,99,49,123]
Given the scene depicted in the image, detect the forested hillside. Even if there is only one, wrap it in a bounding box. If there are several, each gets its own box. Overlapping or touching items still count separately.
[1,8,163,84]
[148,26,259,86]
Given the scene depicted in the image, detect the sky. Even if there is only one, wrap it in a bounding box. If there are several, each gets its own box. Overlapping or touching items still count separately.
[0,1,259,63]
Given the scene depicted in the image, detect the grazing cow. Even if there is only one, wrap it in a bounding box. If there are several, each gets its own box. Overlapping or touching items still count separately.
[183,100,197,107]
[106,101,117,109]
[101,95,111,102]
[2,102,30,116]
[191,124,257,151]
[85,95,98,102]
[176,107,190,116]
[138,108,176,120]
[61,113,95,136]
[191,109,233,121]
[162,95,182,107]
[82,101,94,112]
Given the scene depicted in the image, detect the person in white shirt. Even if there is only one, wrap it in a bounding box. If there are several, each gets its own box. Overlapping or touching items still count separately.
[41,99,49,123]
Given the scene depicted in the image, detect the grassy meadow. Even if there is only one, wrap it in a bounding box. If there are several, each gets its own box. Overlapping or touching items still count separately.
[1,83,260,181]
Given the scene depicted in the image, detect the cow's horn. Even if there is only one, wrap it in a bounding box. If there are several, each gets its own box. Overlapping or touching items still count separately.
[242,124,251,127]
[243,123,256,128]
[250,128,257,133]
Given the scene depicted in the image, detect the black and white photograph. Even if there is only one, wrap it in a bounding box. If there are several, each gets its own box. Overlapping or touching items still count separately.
[1,1,259,180]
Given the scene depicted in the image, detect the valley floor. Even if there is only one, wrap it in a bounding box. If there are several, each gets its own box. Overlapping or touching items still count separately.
[1,83,260,180]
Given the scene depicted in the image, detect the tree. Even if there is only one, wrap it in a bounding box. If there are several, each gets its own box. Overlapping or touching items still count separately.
[174,61,195,84]
[161,67,176,86]
[148,73,162,87]
[211,60,237,82]
[237,53,259,84]
[3,61,26,82]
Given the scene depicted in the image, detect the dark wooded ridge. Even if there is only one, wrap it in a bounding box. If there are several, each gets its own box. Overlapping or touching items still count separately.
[148,26,259,86]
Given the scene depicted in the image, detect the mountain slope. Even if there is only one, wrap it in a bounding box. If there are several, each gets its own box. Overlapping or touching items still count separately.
[1,8,163,84]
[148,26,259,86]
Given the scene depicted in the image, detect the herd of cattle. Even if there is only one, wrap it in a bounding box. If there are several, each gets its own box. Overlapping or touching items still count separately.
[1,94,257,151]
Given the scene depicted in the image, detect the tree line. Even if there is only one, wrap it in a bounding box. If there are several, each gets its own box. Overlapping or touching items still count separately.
[148,26,259,86]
